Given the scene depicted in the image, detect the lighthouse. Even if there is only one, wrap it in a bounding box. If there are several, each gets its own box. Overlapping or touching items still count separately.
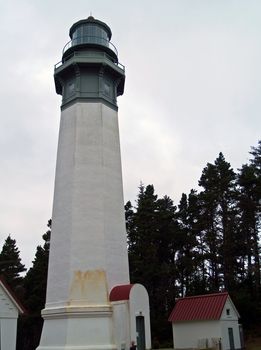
[37,16,151,350]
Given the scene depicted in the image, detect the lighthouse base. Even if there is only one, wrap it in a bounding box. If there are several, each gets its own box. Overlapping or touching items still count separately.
[37,305,117,350]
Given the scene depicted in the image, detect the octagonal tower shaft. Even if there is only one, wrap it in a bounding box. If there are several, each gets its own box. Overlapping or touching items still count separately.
[37,17,129,350]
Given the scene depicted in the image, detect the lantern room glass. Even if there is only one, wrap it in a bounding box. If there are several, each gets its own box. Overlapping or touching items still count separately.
[71,23,109,48]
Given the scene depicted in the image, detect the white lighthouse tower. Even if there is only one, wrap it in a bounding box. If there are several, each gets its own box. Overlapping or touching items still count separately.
[37,16,151,350]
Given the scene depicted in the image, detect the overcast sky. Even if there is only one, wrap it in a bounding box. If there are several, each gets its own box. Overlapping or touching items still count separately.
[1,0,260,270]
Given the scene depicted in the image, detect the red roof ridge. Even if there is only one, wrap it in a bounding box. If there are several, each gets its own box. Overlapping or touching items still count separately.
[179,292,228,300]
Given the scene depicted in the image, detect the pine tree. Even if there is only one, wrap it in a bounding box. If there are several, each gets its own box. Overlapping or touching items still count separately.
[238,165,258,291]
[155,195,179,321]
[198,153,238,291]
[176,193,193,296]
[198,159,222,291]
[23,219,51,312]
[17,220,51,350]
[126,184,179,342]
[0,235,26,289]
[249,141,261,298]
[250,140,261,174]
[176,190,205,296]
[127,184,158,290]
[237,141,261,299]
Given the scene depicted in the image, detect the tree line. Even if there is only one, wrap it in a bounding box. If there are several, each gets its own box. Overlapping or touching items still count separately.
[0,141,260,349]
[127,141,261,344]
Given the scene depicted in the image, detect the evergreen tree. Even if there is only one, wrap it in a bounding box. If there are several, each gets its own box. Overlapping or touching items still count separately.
[188,189,208,295]
[176,190,206,296]
[127,184,159,291]
[199,161,221,291]
[155,195,179,322]
[237,141,261,299]
[0,235,26,289]
[249,141,261,298]
[23,219,51,312]
[250,140,261,175]
[176,193,195,296]
[238,165,259,292]
[17,220,51,350]
[198,153,238,291]
[126,184,179,342]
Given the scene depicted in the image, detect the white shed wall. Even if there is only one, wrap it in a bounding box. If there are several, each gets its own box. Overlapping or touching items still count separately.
[220,299,239,321]
[172,320,220,349]
[0,318,18,350]
[0,285,19,318]
[221,320,241,350]
[172,320,241,349]
[0,284,20,350]
[220,298,241,349]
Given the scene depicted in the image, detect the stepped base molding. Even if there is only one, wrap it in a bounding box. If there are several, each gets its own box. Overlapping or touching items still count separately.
[37,305,117,350]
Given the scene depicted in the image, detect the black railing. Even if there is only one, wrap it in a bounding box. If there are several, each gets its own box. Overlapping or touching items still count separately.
[63,35,118,56]
[54,51,125,71]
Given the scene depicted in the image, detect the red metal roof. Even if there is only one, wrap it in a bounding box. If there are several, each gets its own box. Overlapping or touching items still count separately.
[0,275,26,314]
[168,292,229,322]
[109,284,134,302]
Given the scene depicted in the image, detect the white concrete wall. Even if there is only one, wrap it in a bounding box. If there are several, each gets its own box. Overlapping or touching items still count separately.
[111,285,152,350]
[172,320,220,349]
[38,101,130,350]
[39,306,115,349]
[111,301,130,350]
[45,102,130,308]
[129,284,151,349]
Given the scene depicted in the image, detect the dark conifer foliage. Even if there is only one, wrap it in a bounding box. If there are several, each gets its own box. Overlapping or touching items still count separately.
[238,167,258,285]
[176,191,201,297]
[17,220,51,350]
[237,142,261,301]
[0,235,26,289]
[23,219,51,312]
[250,140,261,172]
[198,152,239,292]
[127,184,179,342]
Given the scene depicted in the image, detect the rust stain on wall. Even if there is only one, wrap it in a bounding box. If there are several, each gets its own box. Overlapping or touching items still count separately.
[69,269,109,304]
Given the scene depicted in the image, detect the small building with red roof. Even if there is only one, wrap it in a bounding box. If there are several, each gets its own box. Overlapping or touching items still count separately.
[168,292,243,350]
[109,283,151,350]
[0,276,26,350]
